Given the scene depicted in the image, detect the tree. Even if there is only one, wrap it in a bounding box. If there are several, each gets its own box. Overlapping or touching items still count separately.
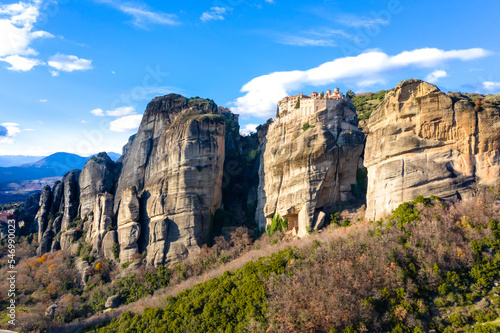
[276,105,280,118]
[320,92,325,98]
[302,122,311,131]
[294,97,300,109]
[346,90,355,99]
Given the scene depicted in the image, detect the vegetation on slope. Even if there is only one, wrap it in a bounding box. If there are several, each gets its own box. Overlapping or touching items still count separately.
[352,90,391,121]
[81,192,500,333]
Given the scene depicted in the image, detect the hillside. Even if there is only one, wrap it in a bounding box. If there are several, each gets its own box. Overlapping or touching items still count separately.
[66,194,500,333]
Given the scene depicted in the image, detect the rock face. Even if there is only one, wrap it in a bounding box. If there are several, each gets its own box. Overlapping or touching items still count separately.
[35,186,52,246]
[79,152,118,218]
[364,79,500,220]
[35,170,81,254]
[86,193,114,255]
[60,170,81,231]
[256,98,364,237]
[114,94,226,265]
[117,186,141,263]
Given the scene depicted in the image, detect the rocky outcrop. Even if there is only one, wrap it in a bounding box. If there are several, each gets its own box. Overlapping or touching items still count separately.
[50,181,63,215]
[105,295,120,309]
[256,98,364,237]
[35,170,81,254]
[60,170,80,231]
[79,152,118,218]
[35,186,52,245]
[364,79,500,220]
[114,95,225,266]
[102,230,117,260]
[117,186,141,263]
[21,192,41,233]
[86,193,114,255]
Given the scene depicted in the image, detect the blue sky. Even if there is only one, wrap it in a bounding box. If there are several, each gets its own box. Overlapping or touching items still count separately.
[0,0,499,156]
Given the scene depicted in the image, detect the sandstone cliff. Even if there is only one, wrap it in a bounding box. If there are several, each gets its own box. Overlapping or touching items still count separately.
[256,98,364,237]
[79,152,118,218]
[35,169,81,254]
[114,95,225,265]
[364,79,500,220]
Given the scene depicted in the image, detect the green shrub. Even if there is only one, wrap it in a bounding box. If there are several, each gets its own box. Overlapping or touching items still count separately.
[267,213,288,236]
[448,312,468,328]
[302,122,311,131]
[112,243,119,259]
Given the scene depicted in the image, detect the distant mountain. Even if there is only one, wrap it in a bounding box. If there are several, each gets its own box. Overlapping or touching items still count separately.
[0,152,88,183]
[0,155,44,167]
[106,152,121,161]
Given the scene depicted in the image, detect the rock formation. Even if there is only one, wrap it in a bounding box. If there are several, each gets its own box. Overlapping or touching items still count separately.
[60,170,80,232]
[364,79,500,220]
[34,170,81,254]
[117,186,141,262]
[78,152,118,218]
[114,95,226,265]
[256,97,364,237]
[86,193,114,255]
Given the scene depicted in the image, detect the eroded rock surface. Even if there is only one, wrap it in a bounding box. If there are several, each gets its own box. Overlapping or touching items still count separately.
[256,98,364,237]
[79,152,118,218]
[114,95,225,265]
[364,79,500,220]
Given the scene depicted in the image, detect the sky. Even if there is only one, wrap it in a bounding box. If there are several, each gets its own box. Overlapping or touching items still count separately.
[0,0,499,156]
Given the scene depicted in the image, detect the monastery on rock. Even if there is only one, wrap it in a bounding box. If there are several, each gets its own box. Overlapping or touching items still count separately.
[277,88,344,121]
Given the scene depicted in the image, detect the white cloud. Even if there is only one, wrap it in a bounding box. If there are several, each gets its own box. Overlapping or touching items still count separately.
[201,7,231,22]
[48,54,92,75]
[39,98,47,102]
[91,108,105,116]
[0,0,54,57]
[483,81,500,92]
[240,123,259,136]
[336,15,389,28]
[0,0,53,71]
[231,48,491,119]
[81,120,87,124]
[49,69,59,76]
[425,70,447,83]
[2,54,41,71]
[0,54,44,71]
[275,28,361,48]
[91,106,136,117]
[94,0,178,28]
[109,114,143,132]
[0,122,21,144]
[106,106,136,116]
[277,35,336,47]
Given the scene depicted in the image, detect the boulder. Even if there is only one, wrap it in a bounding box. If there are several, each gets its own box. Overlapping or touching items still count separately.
[105,295,120,309]
[45,304,57,317]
